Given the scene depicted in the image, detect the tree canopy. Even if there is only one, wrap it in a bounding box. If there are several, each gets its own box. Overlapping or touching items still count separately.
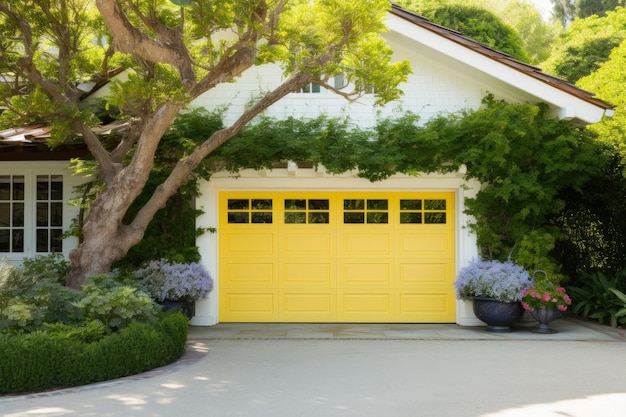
[551,0,623,26]
[541,7,626,83]
[0,0,411,287]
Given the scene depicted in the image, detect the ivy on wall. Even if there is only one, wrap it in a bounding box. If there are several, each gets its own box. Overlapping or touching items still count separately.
[114,96,601,276]
[206,95,601,275]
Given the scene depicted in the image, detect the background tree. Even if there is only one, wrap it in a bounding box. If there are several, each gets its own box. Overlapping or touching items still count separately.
[397,0,556,64]
[550,0,623,26]
[397,1,530,62]
[0,0,410,288]
[540,7,626,83]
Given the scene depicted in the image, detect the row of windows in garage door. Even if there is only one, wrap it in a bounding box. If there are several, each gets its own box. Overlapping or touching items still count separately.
[226,197,447,225]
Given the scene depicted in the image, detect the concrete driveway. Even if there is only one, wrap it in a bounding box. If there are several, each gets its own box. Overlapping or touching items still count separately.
[1,318,626,417]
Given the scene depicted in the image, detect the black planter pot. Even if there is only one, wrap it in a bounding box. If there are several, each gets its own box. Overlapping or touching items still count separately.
[472,297,524,333]
[156,299,195,319]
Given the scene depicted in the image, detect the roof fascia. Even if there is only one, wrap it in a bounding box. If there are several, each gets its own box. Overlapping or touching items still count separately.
[385,12,611,125]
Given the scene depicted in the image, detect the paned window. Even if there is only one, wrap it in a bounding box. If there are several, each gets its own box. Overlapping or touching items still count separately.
[343,199,388,224]
[0,173,65,254]
[36,175,64,252]
[227,199,273,224]
[284,199,330,224]
[0,175,25,252]
[400,199,447,224]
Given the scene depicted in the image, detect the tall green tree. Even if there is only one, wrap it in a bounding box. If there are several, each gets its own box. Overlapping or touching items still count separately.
[541,7,626,83]
[397,0,555,64]
[551,0,623,26]
[0,0,410,288]
[397,1,530,62]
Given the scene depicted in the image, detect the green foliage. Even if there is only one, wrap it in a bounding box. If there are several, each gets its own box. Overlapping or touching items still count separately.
[567,270,626,327]
[542,7,626,83]
[430,96,600,271]
[577,39,626,163]
[114,108,224,270]
[20,253,70,284]
[552,150,626,275]
[549,0,622,26]
[426,5,530,62]
[0,257,158,334]
[204,96,601,274]
[0,311,189,394]
[1,283,83,332]
[399,0,555,64]
[75,274,158,331]
[608,288,626,323]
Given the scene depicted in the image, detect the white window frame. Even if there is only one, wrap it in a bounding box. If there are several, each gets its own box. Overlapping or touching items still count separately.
[0,162,82,264]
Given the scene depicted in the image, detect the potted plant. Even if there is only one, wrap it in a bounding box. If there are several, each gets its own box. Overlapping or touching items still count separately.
[135,259,214,319]
[521,273,572,334]
[454,258,534,332]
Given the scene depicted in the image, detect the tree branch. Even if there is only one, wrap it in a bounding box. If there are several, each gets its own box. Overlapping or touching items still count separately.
[129,71,312,234]
[96,0,196,85]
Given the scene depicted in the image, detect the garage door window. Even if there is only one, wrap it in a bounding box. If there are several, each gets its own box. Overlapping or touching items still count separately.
[400,199,447,224]
[343,199,388,224]
[227,199,273,223]
[284,199,329,224]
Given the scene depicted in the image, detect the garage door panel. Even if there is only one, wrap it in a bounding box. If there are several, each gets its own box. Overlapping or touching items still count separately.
[220,289,278,322]
[281,231,335,257]
[221,232,277,257]
[339,232,393,257]
[397,231,454,258]
[279,291,336,322]
[338,290,395,322]
[221,260,278,288]
[397,292,456,322]
[397,261,453,288]
[338,260,392,288]
[281,261,336,288]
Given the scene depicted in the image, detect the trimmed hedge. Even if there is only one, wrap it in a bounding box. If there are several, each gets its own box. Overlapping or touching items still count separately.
[0,311,189,394]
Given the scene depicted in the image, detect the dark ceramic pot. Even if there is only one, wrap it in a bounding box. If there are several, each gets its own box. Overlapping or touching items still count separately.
[472,297,524,333]
[529,308,559,334]
[156,299,195,319]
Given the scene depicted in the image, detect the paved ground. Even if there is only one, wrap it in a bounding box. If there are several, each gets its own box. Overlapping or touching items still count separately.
[1,317,626,417]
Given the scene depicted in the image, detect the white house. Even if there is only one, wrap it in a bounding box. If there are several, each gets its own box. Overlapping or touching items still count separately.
[0,5,613,327]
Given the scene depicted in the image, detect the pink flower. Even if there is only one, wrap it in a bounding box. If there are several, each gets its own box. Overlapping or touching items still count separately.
[564,295,572,304]
[541,292,552,302]
[522,288,530,297]
[531,291,540,298]
[556,287,565,294]
[557,305,567,312]
[552,297,558,303]
[522,301,533,311]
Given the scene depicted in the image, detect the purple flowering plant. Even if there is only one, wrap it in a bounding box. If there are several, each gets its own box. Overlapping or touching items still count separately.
[454,258,534,302]
[135,259,213,302]
[521,280,572,312]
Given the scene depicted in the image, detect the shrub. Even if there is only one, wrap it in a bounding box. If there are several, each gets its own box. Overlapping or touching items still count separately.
[567,270,626,327]
[75,274,159,331]
[20,253,70,284]
[1,282,82,332]
[0,311,189,394]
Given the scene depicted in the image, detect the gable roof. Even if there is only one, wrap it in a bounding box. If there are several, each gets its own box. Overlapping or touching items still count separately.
[388,4,614,125]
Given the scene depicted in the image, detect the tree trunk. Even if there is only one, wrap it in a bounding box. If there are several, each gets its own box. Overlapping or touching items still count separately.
[66,199,142,289]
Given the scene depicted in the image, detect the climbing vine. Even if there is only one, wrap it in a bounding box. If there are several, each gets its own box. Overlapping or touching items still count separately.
[205,95,602,275]
[108,96,601,277]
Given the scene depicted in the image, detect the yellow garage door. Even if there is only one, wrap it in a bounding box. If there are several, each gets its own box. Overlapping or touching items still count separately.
[219,192,455,322]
